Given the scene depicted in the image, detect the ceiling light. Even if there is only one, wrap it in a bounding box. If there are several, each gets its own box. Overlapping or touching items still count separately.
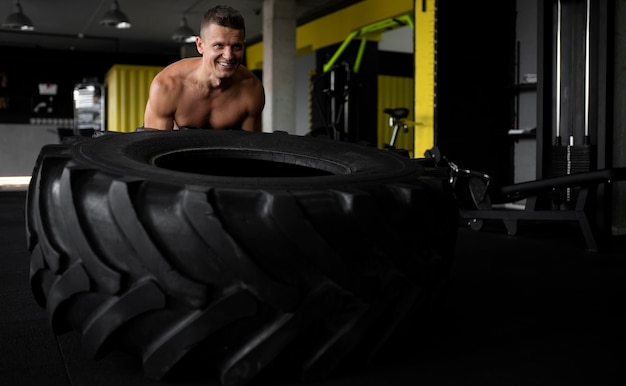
[172,16,196,43]
[2,1,34,31]
[100,0,131,29]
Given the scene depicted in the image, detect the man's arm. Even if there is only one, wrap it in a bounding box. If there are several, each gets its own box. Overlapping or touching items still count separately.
[241,83,265,132]
[143,75,177,130]
[241,110,262,132]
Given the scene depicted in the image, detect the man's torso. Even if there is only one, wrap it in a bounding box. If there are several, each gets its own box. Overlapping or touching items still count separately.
[166,59,258,130]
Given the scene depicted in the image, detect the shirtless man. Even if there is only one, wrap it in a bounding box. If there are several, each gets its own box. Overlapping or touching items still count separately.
[143,5,265,132]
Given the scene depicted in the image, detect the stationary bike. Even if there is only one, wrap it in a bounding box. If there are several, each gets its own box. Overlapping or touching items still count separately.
[384,107,492,230]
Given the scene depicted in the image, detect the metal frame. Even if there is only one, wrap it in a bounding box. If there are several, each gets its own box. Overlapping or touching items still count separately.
[322,14,414,74]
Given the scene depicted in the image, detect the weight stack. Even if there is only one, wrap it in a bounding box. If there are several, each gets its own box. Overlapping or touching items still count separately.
[549,137,593,205]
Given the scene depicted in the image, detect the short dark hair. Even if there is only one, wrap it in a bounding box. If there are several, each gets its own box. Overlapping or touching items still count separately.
[201,5,246,37]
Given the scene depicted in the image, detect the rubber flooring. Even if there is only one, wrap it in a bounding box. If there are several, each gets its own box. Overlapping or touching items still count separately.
[1,189,624,386]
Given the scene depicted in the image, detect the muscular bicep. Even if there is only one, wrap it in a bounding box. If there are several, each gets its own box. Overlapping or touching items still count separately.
[241,83,265,132]
[143,78,176,130]
[241,110,262,132]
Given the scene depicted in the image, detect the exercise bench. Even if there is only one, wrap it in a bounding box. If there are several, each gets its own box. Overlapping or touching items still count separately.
[460,168,626,252]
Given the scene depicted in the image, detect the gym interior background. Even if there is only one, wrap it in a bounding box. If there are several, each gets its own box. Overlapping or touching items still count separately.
[0,0,625,238]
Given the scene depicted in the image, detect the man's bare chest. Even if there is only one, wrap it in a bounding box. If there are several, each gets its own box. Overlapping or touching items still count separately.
[175,91,247,130]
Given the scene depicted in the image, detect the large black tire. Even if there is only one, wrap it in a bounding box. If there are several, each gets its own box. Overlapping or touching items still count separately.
[26,130,458,385]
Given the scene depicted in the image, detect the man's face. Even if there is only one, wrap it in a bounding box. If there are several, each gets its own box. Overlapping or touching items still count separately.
[197,23,245,79]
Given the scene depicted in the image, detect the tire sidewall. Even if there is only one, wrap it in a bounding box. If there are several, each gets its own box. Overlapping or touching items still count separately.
[71,130,423,189]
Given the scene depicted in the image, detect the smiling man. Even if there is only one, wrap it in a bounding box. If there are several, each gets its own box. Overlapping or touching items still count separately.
[143,5,265,132]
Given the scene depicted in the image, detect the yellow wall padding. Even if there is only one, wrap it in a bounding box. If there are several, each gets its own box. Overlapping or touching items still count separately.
[245,0,413,70]
[378,75,415,156]
[105,64,163,132]
[414,0,436,155]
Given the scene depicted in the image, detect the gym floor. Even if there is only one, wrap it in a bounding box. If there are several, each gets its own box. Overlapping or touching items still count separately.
[1,189,624,386]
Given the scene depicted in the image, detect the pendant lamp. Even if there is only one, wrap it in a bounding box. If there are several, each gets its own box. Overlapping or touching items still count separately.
[2,1,34,31]
[172,16,196,43]
[100,0,131,29]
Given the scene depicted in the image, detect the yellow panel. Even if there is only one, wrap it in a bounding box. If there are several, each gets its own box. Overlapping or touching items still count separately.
[105,64,163,132]
[378,75,415,156]
[246,44,263,71]
[246,0,413,71]
[414,0,436,155]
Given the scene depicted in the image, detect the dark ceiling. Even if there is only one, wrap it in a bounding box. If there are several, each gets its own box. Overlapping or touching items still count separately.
[0,0,360,55]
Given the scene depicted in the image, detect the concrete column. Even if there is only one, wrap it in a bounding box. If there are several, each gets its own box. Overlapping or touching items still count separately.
[262,0,296,133]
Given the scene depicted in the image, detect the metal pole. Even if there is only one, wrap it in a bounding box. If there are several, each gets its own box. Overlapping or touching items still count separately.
[584,0,590,143]
[556,0,562,145]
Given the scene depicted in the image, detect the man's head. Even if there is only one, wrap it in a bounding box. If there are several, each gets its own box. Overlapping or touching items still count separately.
[200,5,246,38]
[196,5,246,81]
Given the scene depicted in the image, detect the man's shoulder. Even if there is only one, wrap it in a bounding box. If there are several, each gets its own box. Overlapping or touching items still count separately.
[236,66,264,111]
[154,58,199,86]
[160,57,200,77]
[237,66,262,87]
